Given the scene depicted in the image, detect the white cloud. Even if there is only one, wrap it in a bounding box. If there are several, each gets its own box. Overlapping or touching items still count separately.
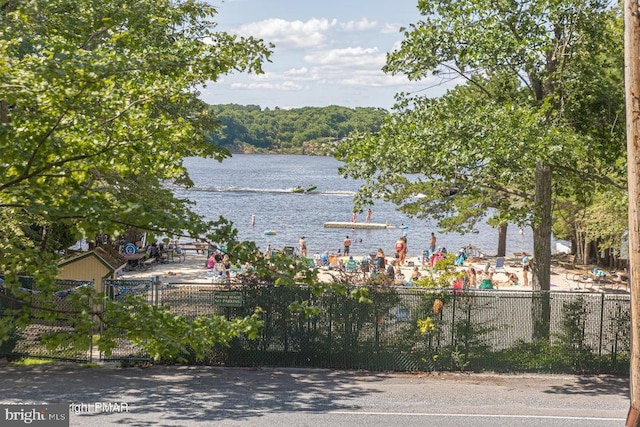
[284,67,308,76]
[381,23,403,34]
[206,6,440,108]
[340,18,378,31]
[336,70,415,88]
[304,46,385,68]
[226,44,414,92]
[234,18,337,48]
[230,80,305,91]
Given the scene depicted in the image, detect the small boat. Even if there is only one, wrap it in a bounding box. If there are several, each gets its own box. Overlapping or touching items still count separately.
[292,185,317,193]
[263,230,277,235]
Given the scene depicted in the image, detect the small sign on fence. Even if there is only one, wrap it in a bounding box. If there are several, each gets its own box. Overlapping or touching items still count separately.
[213,291,243,307]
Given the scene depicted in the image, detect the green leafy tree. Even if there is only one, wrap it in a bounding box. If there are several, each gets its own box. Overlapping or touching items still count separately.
[337,0,625,290]
[209,104,388,154]
[0,0,291,359]
[582,189,628,264]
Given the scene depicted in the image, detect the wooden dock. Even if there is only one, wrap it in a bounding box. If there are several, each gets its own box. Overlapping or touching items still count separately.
[323,221,388,229]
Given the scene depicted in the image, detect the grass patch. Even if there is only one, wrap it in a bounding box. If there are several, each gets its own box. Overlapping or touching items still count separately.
[79,362,101,368]
[11,358,56,366]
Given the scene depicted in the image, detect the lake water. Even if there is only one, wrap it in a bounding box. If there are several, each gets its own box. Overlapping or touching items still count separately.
[175,154,534,258]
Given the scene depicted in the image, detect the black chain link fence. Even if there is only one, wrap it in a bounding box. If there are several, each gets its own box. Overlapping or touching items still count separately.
[220,285,630,374]
[0,277,631,374]
[99,278,155,361]
[0,277,96,361]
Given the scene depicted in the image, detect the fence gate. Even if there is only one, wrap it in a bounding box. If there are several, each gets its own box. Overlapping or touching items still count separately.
[99,279,156,362]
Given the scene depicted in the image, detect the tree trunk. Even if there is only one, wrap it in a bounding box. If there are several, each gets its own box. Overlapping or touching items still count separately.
[585,239,591,265]
[497,223,507,257]
[533,163,552,291]
[531,162,552,340]
[624,0,640,424]
[574,225,584,264]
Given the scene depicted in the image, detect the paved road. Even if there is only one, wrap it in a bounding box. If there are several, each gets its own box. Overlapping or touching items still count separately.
[0,362,629,426]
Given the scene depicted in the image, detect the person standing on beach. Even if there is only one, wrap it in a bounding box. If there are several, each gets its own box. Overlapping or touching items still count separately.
[394,236,407,265]
[343,236,351,256]
[466,268,477,288]
[351,211,357,223]
[299,236,307,257]
[206,253,216,269]
[522,253,531,286]
[366,208,372,223]
[429,232,437,254]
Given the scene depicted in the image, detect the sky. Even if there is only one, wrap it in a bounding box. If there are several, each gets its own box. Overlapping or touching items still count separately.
[199,0,454,110]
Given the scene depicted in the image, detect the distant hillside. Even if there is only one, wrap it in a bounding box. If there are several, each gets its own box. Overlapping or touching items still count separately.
[208,104,388,155]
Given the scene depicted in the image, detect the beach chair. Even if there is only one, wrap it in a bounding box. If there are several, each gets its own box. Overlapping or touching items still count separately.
[494,257,506,273]
[345,259,358,273]
[328,255,340,269]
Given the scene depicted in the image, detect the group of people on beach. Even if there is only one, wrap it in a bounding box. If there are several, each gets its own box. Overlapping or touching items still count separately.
[206,249,232,283]
[294,227,534,290]
[454,253,530,290]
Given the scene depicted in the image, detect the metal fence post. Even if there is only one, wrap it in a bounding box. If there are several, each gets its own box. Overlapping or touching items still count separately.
[374,295,380,370]
[328,298,333,367]
[88,292,93,363]
[451,292,457,347]
[282,288,288,353]
[153,275,160,306]
[100,282,112,362]
[598,293,606,359]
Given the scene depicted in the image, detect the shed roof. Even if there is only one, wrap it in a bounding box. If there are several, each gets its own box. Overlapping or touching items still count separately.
[59,246,126,272]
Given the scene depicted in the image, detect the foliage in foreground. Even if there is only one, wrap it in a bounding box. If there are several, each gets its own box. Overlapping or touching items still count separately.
[0,0,281,356]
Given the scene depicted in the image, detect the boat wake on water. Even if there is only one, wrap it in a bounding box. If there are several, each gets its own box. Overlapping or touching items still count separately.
[172,185,356,196]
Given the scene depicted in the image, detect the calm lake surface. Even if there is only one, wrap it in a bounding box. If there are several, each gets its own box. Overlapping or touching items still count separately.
[176,154,534,257]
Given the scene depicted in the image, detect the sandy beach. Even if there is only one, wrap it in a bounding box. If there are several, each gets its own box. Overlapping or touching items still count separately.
[120,250,629,293]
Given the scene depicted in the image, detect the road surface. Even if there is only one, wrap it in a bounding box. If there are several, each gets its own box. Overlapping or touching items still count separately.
[0,362,628,426]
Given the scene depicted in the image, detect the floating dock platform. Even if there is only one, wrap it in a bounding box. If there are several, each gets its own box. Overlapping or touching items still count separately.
[323,222,388,229]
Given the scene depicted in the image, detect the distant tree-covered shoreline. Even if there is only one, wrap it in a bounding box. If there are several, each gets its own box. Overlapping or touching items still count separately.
[209,104,388,155]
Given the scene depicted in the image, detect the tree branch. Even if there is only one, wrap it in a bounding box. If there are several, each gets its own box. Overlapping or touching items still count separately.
[549,161,627,190]
[440,63,495,99]
[0,95,152,192]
